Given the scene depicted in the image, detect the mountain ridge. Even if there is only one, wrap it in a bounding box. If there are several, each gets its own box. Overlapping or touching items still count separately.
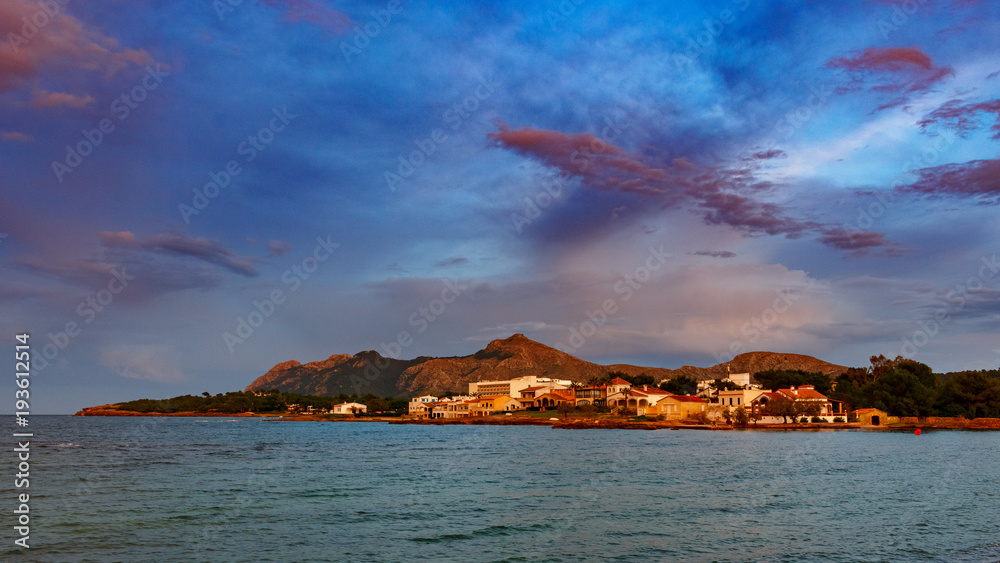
[244,334,849,397]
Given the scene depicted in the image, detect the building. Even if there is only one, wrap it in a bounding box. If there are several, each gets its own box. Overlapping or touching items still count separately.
[532,390,575,409]
[332,402,367,415]
[469,375,572,398]
[727,372,751,387]
[643,395,707,419]
[605,378,634,407]
[776,385,838,416]
[749,386,844,422]
[408,395,438,417]
[717,388,766,409]
[627,387,672,410]
[469,395,520,416]
[575,385,607,406]
[853,408,889,426]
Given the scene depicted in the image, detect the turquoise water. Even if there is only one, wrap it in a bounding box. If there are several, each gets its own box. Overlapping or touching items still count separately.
[4,417,1000,562]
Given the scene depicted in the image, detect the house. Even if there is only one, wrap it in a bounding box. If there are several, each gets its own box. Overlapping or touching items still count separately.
[332,402,367,415]
[469,395,520,416]
[532,390,575,409]
[750,386,845,422]
[408,395,438,417]
[627,387,673,411]
[717,388,766,409]
[853,408,889,426]
[575,385,607,406]
[643,395,707,419]
[776,385,839,416]
[605,377,633,406]
[446,399,474,418]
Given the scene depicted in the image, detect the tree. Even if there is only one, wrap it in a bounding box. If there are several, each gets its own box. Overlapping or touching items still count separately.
[747,408,762,426]
[761,396,797,423]
[733,406,749,427]
[617,372,655,387]
[710,378,742,392]
[867,368,936,417]
[556,403,575,418]
[366,397,389,414]
[720,406,733,424]
[793,401,821,420]
[660,375,698,395]
[869,354,897,381]
[936,371,1000,418]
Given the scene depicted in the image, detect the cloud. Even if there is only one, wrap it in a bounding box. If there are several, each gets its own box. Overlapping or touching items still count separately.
[689,250,737,259]
[751,149,787,160]
[1,131,31,142]
[0,0,156,94]
[266,239,292,257]
[98,231,259,277]
[896,158,1000,203]
[435,256,468,267]
[100,345,184,383]
[29,89,94,108]
[918,98,1000,139]
[487,121,676,198]
[259,0,351,35]
[826,46,953,109]
[488,121,890,252]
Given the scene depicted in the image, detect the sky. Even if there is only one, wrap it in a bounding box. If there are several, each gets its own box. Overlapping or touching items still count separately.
[1,0,999,413]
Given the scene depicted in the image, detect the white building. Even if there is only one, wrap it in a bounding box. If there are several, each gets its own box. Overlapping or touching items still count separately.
[332,402,367,415]
[468,375,572,398]
[408,395,438,417]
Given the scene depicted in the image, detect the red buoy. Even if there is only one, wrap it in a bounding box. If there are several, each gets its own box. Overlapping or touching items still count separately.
[915,428,922,436]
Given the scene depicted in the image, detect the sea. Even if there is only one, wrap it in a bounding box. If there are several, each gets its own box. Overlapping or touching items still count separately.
[3,416,1000,563]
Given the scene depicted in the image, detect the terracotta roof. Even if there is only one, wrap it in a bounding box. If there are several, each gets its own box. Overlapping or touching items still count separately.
[777,387,829,400]
[609,377,631,386]
[631,389,670,397]
[519,386,545,393]
[670,396,706,403]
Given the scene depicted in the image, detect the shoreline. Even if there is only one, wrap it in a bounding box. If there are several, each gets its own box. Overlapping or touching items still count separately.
[72,407,1000,430]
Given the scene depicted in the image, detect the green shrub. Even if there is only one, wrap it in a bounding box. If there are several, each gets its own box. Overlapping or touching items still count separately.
[811,416,823,423]
[799,417,809,423]
[833,417,845,423]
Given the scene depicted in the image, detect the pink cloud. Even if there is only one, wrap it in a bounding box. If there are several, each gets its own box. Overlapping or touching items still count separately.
[0,0,156,95]
[897,158,1000,203]
[918,98,1000,139]
[826,46,953,109]
[260,0,352,35]
[489,122,890,252]
[1,131,32,142]
[828,46,935,72]
[267,239,292,256]
[30,89,94,108]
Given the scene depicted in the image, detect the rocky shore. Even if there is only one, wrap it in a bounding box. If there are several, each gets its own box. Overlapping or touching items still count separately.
[73,406,1000,431]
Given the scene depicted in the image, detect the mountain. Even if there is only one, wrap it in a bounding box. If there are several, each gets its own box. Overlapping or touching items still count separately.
[663,351,848,381]
[245,334,850,397]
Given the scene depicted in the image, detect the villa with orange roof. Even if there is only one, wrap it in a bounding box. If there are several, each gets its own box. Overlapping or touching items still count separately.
[642,394,708,419]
